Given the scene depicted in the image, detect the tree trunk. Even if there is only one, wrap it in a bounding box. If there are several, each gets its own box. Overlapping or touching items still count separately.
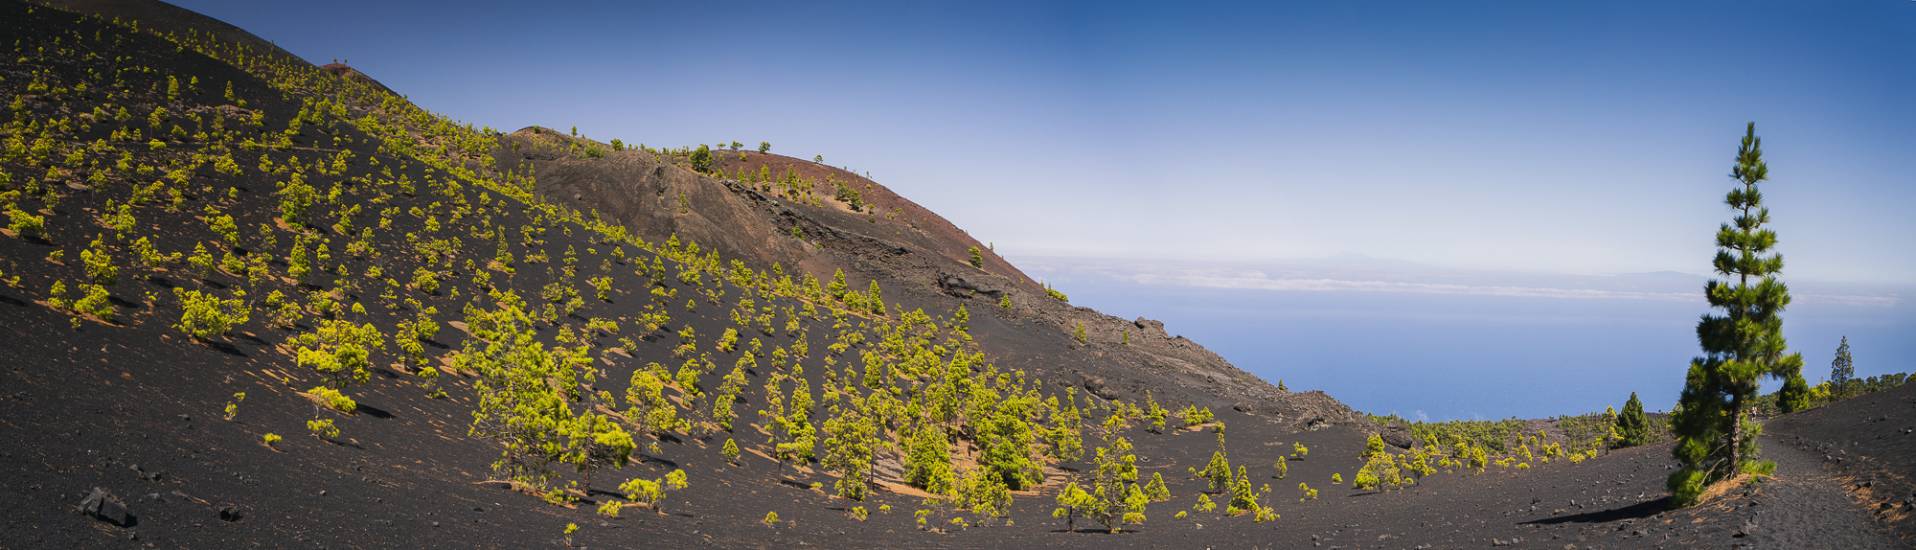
[1726,395,1744,474]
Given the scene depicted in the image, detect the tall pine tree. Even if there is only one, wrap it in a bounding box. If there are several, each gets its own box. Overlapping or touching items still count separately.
[1668,123,1809,507]
[1829,336,1854,394]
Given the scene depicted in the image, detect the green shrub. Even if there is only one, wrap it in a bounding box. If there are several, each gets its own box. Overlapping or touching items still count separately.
[6,206,45,240]
[690,145,712,172]
[224,392,246,421]
[73,283,114,321]
[308,386,357,413]
[81,237,117,285]
[410,267,439,294]
[306,417,339,440]
[1181,405,1215,427]
[1667,469,1705,507]
[172,288,249,340]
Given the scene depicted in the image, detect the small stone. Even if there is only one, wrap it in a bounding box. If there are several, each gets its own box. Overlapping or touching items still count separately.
[78,487,134,527]
[219,505,244,522]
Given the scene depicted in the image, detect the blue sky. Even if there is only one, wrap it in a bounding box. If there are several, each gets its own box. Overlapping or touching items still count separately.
[173,0,1916,284]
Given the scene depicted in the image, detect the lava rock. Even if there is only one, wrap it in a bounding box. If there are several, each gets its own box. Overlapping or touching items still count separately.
[219,504,245,522]
[1081,374,1117,400]
[1377,421,1415,449]
[934,272,1001,299]
[1133,317,1170,339]
[78,487,134,527]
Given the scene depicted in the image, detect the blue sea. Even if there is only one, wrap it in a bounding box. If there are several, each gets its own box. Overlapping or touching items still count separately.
[1023,257,1915,421]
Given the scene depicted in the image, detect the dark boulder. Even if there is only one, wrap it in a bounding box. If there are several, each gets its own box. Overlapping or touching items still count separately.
[1379,422,1415,449]
[936,272,1002,299]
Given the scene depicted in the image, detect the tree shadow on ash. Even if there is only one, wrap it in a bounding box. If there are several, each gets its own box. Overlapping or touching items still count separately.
[356,403,394,419]
[1522,497,1670,525]
[207,341,249,357]
[1049,527,1141,534]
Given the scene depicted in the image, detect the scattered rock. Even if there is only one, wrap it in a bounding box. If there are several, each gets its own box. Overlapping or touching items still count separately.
[219,504,244,522]
[77,487,134,527]
[1133,317,1169,339]
[1734,520,1758,538]
[934,273,1001,299]
[1081,374,1117,400]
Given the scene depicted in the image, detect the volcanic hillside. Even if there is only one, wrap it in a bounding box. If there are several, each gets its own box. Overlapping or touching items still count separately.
[1,1,1910,548]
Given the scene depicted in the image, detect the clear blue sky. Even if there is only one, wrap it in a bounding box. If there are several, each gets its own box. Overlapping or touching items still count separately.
[174,0,1916,284]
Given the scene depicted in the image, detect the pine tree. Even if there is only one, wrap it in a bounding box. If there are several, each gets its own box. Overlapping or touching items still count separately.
[1668,123,1808,507]
[1829,336,1854,395]
[1052,482,1099,532]
[1090,437,1147,532]
[1616,392,1649,448]
[689,144,712,172]
[903,425,955,494]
